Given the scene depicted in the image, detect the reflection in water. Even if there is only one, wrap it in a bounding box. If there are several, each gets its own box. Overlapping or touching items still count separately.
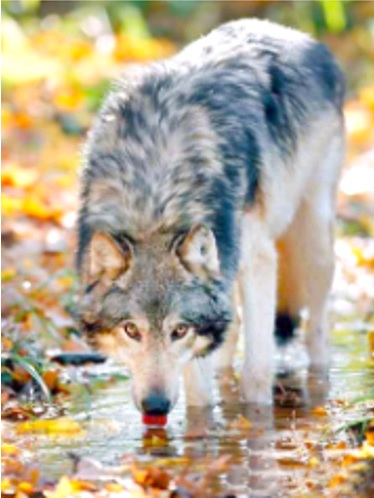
[11,329,373,496]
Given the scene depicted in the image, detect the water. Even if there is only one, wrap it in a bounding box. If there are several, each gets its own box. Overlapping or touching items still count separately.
[4,327,373,497]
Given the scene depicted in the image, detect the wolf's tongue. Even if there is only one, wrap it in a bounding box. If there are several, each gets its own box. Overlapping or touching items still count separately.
[142,414,168,426]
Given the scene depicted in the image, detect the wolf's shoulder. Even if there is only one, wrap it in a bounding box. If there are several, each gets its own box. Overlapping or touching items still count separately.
[181,18,312,54]
[174,18,344,110]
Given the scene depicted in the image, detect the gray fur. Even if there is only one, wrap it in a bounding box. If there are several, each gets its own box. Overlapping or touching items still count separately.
[77,19,345,411]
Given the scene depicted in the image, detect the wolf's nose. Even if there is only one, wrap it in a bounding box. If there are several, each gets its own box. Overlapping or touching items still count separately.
[141,392,171,415]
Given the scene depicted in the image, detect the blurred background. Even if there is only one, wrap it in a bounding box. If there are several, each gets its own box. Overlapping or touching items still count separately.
[2,0,374,400]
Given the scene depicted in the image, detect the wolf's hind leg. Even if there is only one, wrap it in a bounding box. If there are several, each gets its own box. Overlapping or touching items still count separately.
[284,199,335,367]
[279,132,344,367]
[275,238,306,345]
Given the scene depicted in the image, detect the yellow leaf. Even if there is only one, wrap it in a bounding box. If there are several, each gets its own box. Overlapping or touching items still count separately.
[368,330,374,356]
[361,441,374,458]
[17,482,33,494]
[69,480,96,492]
[17,418,84,436]
[53,88,84,112]
[2,268,17,281]
[114,35,175,63]
[308,456,319,468]
[359,86,374,114]
[1,479,13,493]
[46,476,73,498]
[104,483,124,493]
[22,197,53,221]
[2,195,23,216]
[2,444,20,456]
[21,197,63,222]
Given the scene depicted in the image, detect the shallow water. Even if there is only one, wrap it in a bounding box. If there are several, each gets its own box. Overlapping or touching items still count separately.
[7,326,373,497]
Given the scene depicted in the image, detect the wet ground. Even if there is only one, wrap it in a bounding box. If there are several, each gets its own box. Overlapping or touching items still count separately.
[4,322,373,497]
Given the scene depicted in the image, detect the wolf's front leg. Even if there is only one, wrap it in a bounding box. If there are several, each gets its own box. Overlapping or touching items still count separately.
[239,216,277,404]
[183,356,215,406]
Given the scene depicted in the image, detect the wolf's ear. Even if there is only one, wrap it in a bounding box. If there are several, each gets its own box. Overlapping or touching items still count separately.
[175,225,220,278]
[83,232,132,285]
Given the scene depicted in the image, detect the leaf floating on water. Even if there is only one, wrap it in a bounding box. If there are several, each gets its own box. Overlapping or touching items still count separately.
[312,406,329,417]
[227,414,253,431]
[17,418,84,436]
[131,464,171,490]
[104,482,124,493]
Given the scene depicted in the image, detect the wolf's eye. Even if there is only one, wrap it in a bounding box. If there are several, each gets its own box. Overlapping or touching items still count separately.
[123,322,141,341]
[171,323,190,341]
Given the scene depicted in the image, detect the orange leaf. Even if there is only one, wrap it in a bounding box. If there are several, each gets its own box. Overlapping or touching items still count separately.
[364,428,374,446]
[42,370,59,391]
[2,166,38,189]
[131,464,171,490]
[312,406,328,416]
[14,112,33,129]
[228,414,253,430]
[104,483,124,493]
[328,474,345,488]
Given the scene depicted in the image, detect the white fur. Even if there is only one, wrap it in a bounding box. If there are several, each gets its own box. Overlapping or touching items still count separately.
[183,356,215,406]
[183,113,344,405]
[237,112,344,403]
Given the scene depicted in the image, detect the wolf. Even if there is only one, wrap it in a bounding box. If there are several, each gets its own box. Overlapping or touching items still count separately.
[77,19,345,416]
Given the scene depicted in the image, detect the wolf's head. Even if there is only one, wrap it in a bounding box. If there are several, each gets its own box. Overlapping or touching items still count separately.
[78,225,232,415]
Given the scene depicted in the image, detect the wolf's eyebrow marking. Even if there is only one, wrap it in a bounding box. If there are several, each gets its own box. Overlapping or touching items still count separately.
[113,231,137,246]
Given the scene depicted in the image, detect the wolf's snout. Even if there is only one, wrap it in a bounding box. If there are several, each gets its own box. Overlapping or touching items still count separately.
[141,391,171,415]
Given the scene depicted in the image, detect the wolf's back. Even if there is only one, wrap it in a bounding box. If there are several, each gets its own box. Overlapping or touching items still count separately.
[78,19,344,274]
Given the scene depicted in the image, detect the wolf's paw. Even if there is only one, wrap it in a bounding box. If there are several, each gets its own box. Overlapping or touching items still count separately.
[306,336,330,369]
[239,369,273,405]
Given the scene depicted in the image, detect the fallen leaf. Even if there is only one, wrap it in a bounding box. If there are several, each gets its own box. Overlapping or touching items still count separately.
[312,406,328,416]
[17,418,84,436]
[228,414,253,430]
[2,444,20,456]
[17,482,33,495]
[131,464,171,490]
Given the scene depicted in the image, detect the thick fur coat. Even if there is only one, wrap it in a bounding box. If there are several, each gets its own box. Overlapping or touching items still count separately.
[77,19,345,412]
